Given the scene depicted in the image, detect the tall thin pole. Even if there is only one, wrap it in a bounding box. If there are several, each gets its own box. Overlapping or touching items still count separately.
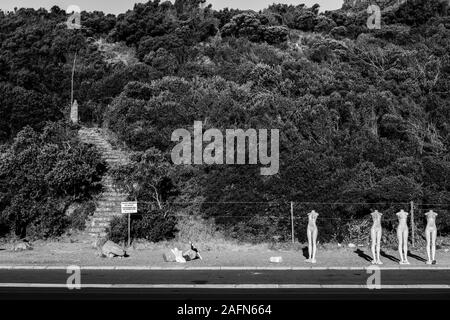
[410,201,415,248]
[128,212,131,248]
[71,53,77,108]
[291,201,295,244]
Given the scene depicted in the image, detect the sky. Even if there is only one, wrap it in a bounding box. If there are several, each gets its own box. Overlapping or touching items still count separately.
[0,0,344,14]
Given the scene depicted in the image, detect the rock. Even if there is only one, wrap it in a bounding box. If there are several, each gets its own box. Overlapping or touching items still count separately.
[13,241,32,252]
[348,243,356,248]
[163,250,176,262]
[183,243,202,261]
[183,249,198,261]
[93,238,107,249]
[101,240,126,258]
[269,257,283,263]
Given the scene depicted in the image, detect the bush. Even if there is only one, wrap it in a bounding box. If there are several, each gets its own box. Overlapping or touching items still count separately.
[69,201,97,231]
[106,208,178,244]
[0,122,106,238]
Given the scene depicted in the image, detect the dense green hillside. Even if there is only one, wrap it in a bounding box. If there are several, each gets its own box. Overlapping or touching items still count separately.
[0,0,449,242]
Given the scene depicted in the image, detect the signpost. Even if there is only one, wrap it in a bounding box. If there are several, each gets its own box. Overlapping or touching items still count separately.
[121,202,138,248]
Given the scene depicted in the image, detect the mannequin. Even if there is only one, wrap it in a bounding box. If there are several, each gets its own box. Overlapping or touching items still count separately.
[425,210,438,265]
[306,210,319,263]
[370,210,383,265]
[396,209,409,265]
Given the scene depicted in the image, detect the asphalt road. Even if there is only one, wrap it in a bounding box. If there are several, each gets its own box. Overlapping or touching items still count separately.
[0,269,449,300]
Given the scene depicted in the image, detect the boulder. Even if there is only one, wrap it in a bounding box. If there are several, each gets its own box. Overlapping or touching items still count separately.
[183,249,198,261]
[101,240,126,258]
[163,250,176,262]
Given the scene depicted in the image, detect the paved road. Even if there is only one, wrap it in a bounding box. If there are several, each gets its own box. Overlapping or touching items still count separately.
[0,269,449,299]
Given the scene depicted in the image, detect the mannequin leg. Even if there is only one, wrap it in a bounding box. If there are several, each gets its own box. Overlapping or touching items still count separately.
[376,230,382,264]
[431,229,437,262]
[371,228,377,264]
[426,230,432,264]
[397,229,403,263]
[307,229,312,261]
[311,229,318,263]
[403,229,409,263]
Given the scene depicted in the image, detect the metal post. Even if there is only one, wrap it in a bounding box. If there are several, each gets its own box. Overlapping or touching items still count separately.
[291,202,295,244]
[71,53,77,108]
[410,201,415,248]
[128,212,131,248]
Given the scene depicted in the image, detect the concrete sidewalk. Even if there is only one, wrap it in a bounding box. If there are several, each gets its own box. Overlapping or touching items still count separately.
[1,240,449,269]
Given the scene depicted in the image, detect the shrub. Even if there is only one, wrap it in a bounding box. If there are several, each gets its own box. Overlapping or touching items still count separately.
[69,201,97,231]
[106,208,178,243]
[0,122,106,238]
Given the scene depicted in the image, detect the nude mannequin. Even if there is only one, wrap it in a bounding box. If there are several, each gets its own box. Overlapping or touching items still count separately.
[396,209,409,264]
[306,210,319,264]
[370,210,383,265]
[425,210,438,265]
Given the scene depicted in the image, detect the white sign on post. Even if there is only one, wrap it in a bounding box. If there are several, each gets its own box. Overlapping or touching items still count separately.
[122,202,137,248]
[121,202,138,214]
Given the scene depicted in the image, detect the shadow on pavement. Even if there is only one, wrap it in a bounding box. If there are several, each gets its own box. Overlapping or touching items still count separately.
[408,251,427,262]
[380,250,400,263]
[354,249,372,262]
[302,247,309,259]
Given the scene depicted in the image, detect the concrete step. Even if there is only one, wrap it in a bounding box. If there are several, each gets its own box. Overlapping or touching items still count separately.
[95,208,118,213]
[79,127,131,238]
[100,192,128,196]
[96,200,125,206]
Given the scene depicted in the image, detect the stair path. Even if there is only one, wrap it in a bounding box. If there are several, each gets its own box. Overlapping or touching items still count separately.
[78,127,130,238]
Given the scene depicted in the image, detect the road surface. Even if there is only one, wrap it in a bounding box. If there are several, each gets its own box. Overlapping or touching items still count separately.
[0,268,449,299]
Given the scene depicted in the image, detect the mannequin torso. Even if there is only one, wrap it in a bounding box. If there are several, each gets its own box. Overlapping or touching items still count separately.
[425,210,437,231]
[371,210,382,231]
[396,210,408,231]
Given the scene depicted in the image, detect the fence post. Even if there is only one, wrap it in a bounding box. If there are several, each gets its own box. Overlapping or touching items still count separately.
[410,201,415,248]
[128,212,131,248]
[291,201,295,244]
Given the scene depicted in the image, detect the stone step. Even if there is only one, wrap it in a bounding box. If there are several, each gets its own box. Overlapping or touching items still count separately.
[88,232,107,238]
[88,227,107,233]
[95,209,121,214]
[91,217,114,222]
[96,200,126,205]
[100,192,128,196]
[97,198,128,202]
[79,127,131,238]
[91,222,111,228]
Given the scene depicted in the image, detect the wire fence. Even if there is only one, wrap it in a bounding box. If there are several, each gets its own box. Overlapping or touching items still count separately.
[117,200,450,246]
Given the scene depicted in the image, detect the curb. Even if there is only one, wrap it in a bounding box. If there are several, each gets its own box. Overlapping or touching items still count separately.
[1,265,450,271]
[0,283,449,289]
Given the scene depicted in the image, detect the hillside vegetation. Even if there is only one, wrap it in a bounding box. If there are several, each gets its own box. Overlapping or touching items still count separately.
[0,0,449,243]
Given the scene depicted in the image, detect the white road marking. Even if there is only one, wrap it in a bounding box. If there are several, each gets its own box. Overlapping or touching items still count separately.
[0,283,449,289]
[1,265,450,271]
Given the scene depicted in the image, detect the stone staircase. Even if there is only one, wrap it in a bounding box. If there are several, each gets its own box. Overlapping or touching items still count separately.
[78,127,129,238]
